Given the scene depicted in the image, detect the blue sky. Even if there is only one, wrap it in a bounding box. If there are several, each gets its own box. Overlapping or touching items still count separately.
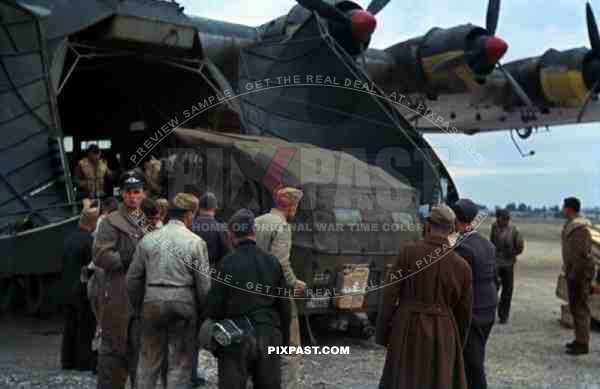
[180,0,600,208]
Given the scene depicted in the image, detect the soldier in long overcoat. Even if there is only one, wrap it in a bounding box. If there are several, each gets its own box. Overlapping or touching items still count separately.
[376,205,472,389]
[561,197,594,355]
[93,171,146,388]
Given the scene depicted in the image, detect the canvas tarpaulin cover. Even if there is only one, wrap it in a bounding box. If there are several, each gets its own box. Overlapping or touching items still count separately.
[166,128,420,254]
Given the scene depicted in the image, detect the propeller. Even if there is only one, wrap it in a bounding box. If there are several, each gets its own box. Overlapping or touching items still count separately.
[432,0,507,75]
[587,2,600,54]
[486,0,500,35]
[578,2,600,122]
[295,0,388,45]
[296,0,349,24]
[432,0,535,115]
[366,0,391,15]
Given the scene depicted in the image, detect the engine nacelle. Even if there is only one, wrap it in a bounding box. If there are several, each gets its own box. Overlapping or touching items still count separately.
[505,48,593,108]
[382,24,494,96]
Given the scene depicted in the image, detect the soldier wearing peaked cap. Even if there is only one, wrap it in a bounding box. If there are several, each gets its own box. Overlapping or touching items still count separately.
[127,192,211,388]
[92,170,146,389]
[255,186,305,389]
[376,204,473,389]
[451,198,498,389]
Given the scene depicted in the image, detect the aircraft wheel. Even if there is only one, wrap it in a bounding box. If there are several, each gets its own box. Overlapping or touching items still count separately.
[24,275,45,315]
[0,277,18,314]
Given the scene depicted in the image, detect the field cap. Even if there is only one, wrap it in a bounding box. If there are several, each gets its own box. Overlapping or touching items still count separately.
[427,204,456,227]
[199,192,218,210]
[170,193,199,212]
[228,208,256,237]
[275,187,303,208]
[451,199,479,224]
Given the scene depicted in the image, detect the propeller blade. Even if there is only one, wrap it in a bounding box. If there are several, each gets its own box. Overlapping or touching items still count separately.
[486,0,501,36]
[431,54,467,73]
[577,78,600,122]
[296,0,349,24]
[366,0,390,15]
[587,2,600,54]
[498,63,535,110]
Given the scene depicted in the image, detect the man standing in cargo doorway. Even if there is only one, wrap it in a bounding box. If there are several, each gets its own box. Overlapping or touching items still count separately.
[255,186,305,389]
[92,170,146,389]
[561,197,594,355]
[74,144,113,199]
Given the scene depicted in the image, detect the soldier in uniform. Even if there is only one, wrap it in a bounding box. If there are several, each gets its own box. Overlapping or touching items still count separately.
[92,170,146,389]
[61,203,99,372]
[127,193,211,388]
[255,186,305,389]
[376,205,472,389]
[74,144,112,199]
[141,198,163,230]
[205,209,291,389]
[191,192,230,266]
[451,199,498,389]
[190,192,231,386]
[143,156,163,198]
[562,197,594,355]
[490,209,524,324]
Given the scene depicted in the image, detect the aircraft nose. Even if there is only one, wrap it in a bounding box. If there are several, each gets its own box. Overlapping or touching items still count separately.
[351,10,377,42]
[485,36,508,64]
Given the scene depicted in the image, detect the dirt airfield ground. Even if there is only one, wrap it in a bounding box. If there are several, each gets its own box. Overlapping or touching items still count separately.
[2,217,600,388]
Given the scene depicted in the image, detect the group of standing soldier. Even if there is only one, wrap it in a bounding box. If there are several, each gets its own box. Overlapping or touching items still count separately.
[376,198,527,389]
[64,152,596,389]
[65,163,306,389]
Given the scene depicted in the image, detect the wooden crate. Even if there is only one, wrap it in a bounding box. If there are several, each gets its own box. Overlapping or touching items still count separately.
[556,273,600,322]
[335,264,370,310]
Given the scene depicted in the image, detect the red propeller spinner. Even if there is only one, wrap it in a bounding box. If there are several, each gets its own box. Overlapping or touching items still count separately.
[485,36,508,65]
[350,10,377,42]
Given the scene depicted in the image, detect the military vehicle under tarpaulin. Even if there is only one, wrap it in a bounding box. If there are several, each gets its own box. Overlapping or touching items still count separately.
[165,128,423,338]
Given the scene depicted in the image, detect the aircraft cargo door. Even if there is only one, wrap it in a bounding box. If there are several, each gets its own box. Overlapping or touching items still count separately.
[0,2,72,232]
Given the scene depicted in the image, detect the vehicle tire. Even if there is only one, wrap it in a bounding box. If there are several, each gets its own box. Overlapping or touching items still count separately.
[0,277,18,314]
[24,275,45,316]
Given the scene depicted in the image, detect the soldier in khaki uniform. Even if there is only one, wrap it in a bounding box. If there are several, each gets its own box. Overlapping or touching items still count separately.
[255,186,305,389]
[143,156,163,198]
[561,197,594,355]
[74,144,112,199]
[490,209,524,324]
[127,193,211,389]
[92,171,146,388]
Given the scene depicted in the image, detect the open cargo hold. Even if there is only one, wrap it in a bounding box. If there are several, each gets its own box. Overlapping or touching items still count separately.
[0,0,222,314]
[167,128,423,315]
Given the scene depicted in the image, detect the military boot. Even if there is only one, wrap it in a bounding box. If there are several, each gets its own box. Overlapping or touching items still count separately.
[566,342,589,355]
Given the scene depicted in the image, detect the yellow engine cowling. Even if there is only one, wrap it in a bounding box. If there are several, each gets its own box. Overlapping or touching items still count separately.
[538,48,590,107]
[540,68,587,107]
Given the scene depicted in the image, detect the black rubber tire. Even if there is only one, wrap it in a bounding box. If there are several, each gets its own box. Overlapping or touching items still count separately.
[24,275,44,316]
[0,278,18,314]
